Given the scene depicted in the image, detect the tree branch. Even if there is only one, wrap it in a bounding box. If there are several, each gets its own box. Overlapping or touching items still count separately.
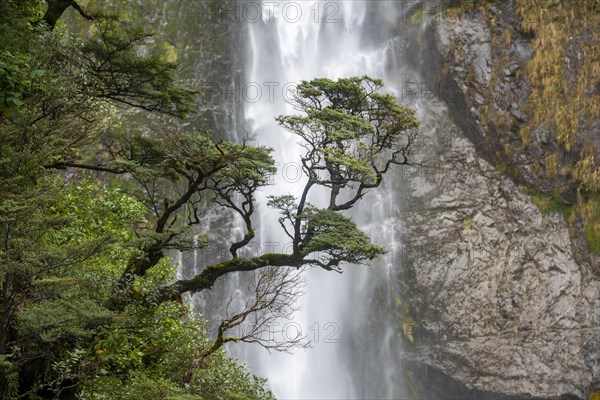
[44,161,128,174]
[43,0,93,30]
[70,1,94,21]
[159,253,306,302]
[200,267,308,360]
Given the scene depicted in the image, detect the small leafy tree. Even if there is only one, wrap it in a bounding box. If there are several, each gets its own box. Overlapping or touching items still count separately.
[160,76,419,297]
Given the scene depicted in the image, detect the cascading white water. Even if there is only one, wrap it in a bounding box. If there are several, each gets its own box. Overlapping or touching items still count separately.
[230,2,423,398]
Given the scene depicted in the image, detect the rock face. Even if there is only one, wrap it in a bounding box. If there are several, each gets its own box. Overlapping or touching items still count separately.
[401,108,599,398]
[396,3,600,399]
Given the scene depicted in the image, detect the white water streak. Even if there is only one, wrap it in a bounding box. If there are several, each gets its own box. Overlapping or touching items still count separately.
[232,2,412,398]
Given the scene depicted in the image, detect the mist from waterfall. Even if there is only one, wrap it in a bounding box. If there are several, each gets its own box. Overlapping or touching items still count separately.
[223,2,425,398]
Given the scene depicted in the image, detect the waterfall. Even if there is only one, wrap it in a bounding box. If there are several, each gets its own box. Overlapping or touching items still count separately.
[223,2,425,398]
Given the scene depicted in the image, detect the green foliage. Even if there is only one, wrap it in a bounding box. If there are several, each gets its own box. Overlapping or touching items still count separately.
[0,51,44,112]
[525,188,576,221]
[300,208,385,264]
[585,223,600,253]
[267,194,386,267]
[1,180,141,397]
[582,194,600,253]
[266,76,417,270]
[0,30,121,192]
[0,2,276,398]
[214,143,277,187]
[49,180,146,244]
[84,303,274,400]
[277,76,419,190]
[525,187,600,253]
[1,176,274,398]
[18,298,110,343]
[0,354,19,399]
[80,14,197,117]
[0,0,45,39]
[110,131,275,194]
[589,390,600,400]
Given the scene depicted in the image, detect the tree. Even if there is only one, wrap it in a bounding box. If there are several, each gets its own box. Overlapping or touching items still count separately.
[5,0,419,301]
[54,75,418,305]
[157,76,419,299]
[0,1,419,398]
[0,2,267,397]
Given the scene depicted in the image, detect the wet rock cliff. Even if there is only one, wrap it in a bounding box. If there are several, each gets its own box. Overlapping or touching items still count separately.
[394,1,600,398]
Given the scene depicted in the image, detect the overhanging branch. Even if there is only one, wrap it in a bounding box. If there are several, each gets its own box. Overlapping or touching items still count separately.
[44,161,128,174]
[43,0,93,30]
[159,253,306,301]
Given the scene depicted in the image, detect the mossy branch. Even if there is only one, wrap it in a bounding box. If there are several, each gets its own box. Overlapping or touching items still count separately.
[160,253,303,301]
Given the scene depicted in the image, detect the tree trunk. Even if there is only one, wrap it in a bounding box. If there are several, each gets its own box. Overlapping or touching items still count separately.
[43,0,72,29]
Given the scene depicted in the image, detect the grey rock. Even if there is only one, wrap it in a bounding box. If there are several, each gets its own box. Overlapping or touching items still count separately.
[402,109,599,398]
[400,11,600,399]
[511,109,528,123]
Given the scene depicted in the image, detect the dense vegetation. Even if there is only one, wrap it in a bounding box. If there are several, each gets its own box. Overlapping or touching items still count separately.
[515,0,600,253]
[0,1,273,398]
[449,0,600,255]
[0,1,419,398]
